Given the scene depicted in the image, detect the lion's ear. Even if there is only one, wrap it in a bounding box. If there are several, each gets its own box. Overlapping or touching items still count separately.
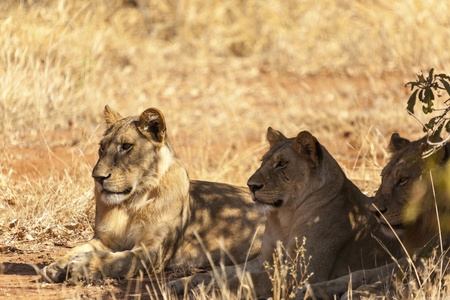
[138,108,166,145]
[292,131,320,167]
[388,133,410,153]
[104,105,123,127]
[426,141,450,166]
[267,127,287,147]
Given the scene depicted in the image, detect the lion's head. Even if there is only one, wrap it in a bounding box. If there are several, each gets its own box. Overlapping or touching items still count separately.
[92,106,181,206]
[247,128,346,213]
[372,133,450,248]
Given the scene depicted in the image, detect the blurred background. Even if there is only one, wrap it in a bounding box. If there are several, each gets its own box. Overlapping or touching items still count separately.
[0,0,449,294]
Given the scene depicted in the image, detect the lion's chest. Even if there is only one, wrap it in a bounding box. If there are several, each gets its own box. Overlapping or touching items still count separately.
[262,204,333,258]
[95,207,142,251]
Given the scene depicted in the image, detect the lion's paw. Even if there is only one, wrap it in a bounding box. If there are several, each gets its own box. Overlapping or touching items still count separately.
[166,277,190,294]
[41,261,68,283]
[67,252,103,283]
[167,274,217,295]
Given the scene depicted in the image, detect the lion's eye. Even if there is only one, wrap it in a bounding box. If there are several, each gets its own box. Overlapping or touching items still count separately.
[398,177,408,186]
[274,161,287,169]
[99,144,105,154]
[121,143,133,152]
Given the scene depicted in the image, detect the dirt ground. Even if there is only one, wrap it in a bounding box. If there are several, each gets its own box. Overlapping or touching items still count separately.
[0,248,166,299]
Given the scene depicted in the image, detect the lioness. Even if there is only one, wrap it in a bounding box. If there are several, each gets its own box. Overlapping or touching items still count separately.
[41,106,265,283]
[169,128,400,298]
[372,133,450,249]
[301,133,450,298]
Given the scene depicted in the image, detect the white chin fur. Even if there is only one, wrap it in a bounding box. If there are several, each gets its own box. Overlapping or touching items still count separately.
[99,192,128,205]
[381,224,404,238]
[95,183,131,205]
[255,202,276,214]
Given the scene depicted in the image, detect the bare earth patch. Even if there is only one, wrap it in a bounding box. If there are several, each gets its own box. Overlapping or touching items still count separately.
[0,248,163,299]
[1,228,168,299]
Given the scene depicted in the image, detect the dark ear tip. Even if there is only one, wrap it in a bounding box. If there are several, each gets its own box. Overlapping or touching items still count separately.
[293,130,320,166]
[104,105,114,112]
[297,131,313,140]
[388,133,410,152]
[103,105,123,126]
[390,132,400,139]
[145,108,165,121]
[138,108,166,144]
[140,108,165,125]
[148,107,163,114]
[294,131,315,146]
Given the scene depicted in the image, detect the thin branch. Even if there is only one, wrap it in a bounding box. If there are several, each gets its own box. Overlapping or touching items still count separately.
[406,109,427,132]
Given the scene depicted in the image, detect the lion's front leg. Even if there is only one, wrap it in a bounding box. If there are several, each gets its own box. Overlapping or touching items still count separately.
[67,250,139,282]
[168,255,265,295]
[41,242,100,283]
[64,245,164,283]
[295,261,401,299]
[41,239,111,283]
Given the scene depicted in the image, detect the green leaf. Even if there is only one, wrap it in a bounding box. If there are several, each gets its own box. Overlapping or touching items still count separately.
[440,79,450,95]
[405,81,418,90]
[426,99,434,113]
[418,72,425,83]
[406,89,418,114]
[422,102,433,114]
[428,68,434,82]
[426,117,437,129]
[424,87,435,102]
[419,89,425,103]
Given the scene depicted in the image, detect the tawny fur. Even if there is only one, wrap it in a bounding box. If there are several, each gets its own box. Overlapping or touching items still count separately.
[303,133,450,299]
[372,133,450,250]
[169,128,401,298]
[41,106,265,283]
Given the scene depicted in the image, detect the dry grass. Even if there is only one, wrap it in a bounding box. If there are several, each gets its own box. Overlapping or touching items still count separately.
[0,0,450,298]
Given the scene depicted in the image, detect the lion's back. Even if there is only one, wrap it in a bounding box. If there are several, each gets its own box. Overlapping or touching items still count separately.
[169,180,265,269]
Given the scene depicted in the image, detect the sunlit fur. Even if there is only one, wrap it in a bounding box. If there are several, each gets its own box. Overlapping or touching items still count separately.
[41,107,265,284]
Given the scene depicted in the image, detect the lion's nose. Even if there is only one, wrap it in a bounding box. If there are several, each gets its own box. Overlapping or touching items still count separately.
[247,183,263,194]
[370,203,386,219]
[93,173,111,185]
